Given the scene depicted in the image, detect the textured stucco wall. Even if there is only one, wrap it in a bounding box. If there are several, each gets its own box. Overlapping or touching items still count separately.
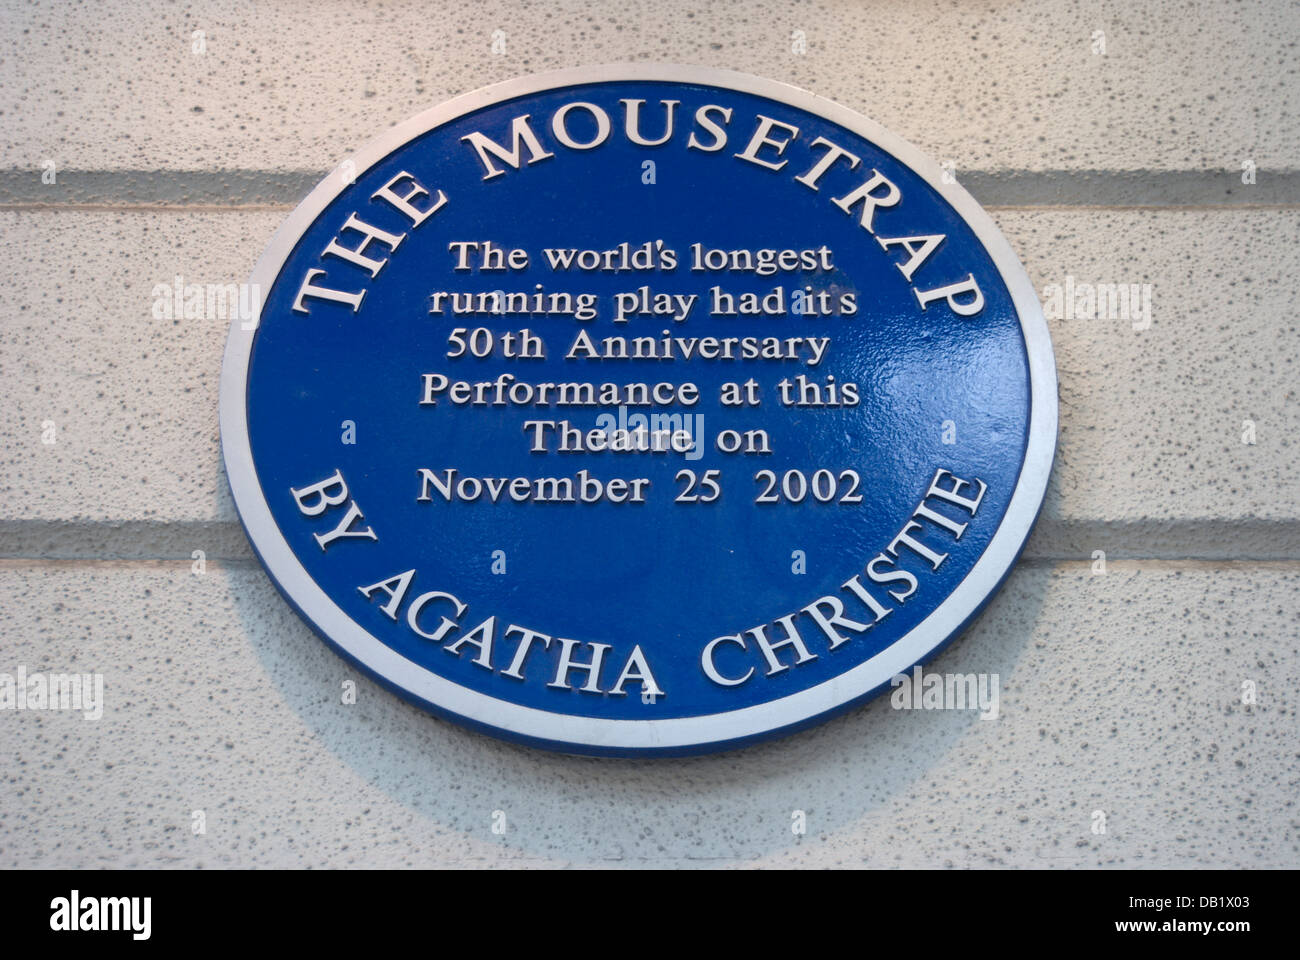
[1,0,1297,868]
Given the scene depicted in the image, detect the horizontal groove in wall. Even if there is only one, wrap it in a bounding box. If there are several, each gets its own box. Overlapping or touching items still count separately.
[1,556,1297,576]
[1,169,1298,209]
[1,519,1297,564]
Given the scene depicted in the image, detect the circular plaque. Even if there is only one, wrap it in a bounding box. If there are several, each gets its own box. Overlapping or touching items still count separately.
[220,65,1057,756]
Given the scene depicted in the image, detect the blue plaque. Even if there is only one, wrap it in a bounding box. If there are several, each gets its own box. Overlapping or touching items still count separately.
[221,65,1057,756]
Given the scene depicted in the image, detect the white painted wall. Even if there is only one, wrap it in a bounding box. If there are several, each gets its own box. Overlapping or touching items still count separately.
[2,0,1296,867]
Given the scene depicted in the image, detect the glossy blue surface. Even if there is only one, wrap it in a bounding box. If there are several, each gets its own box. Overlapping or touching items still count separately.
[241,79,1032,740]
